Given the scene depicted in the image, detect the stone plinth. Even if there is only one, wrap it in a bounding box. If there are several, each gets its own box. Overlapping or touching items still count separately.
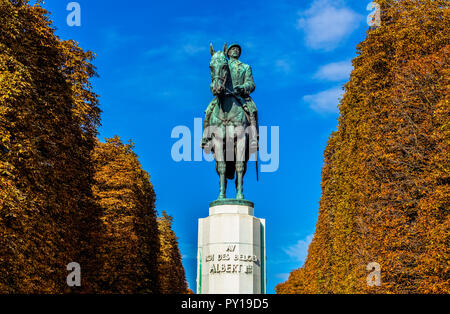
[196,200,266,294]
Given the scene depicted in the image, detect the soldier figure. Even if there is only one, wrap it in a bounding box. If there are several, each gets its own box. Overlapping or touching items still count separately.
[202,43,259,153]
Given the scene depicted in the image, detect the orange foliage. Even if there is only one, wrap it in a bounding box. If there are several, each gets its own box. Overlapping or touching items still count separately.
[0,0,101,293]
[1,1,189,293]
[277,0,449,294]
[157,211,189,294]
[93,137,160,293]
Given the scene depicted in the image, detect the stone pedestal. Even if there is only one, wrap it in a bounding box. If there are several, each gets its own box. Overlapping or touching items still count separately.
[196,200,266,294]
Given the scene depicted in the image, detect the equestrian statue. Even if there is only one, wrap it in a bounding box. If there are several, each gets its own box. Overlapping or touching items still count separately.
[201,43,259,201]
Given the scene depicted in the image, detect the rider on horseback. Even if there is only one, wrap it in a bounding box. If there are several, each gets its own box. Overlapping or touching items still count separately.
[202,43,259,154]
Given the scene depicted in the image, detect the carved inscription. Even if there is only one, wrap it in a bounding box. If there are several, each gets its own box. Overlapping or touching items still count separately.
[205,247,260,275]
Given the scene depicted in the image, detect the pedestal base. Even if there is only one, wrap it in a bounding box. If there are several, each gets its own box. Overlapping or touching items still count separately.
[196,201,266,294]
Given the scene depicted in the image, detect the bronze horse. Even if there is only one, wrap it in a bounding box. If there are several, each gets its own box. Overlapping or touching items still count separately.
[202,44,257,200]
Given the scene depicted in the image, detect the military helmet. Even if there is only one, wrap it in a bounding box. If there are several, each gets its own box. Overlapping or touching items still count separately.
[227,43,241,58]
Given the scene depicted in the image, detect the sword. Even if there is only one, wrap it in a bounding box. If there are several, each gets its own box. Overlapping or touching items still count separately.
[256,153,259,182]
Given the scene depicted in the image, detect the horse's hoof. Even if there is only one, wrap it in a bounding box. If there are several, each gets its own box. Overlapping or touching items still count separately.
[236,193,244,200]
[218,194,226,200]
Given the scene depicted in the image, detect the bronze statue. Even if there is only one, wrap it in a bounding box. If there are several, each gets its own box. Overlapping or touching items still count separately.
[201,43,259,201]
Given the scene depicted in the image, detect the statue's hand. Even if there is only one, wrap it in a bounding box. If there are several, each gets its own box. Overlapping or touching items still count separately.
[201,138,213,154]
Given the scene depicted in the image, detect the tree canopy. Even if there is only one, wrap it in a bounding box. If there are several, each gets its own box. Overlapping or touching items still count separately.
[157,210,189,294]
[1,0,190,294]
[0,0,101,293]
[93,137,161,293]
[277,0,449,294]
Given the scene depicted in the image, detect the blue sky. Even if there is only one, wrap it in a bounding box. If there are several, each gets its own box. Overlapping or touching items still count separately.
[43,0,371,293]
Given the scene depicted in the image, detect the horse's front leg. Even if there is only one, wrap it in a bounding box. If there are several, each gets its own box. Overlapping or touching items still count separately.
[213,134,226,200]
[235,126,247,200]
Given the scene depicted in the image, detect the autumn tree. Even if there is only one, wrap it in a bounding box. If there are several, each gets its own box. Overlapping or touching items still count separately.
[157,211,189,294]
[92,137,160,293]
[0,0,101,293]
[0,0,189,294]
[277,0,449,294]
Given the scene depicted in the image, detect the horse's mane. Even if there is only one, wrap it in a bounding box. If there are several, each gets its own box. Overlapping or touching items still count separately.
[211,51,227,63]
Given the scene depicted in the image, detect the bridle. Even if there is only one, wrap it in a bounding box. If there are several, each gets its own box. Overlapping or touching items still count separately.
[212,66,228,94]
[212,65,240,99]
[211,64,241,126]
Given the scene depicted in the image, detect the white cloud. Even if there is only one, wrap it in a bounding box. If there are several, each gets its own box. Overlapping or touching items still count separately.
[275,59,292,73]
[314,60,353,81]
[284,234,314,263]
[275,273,290,281]
[183,44,206,55]
[303,87,343,114]
[297,0,362,50]
[144,46,170,59]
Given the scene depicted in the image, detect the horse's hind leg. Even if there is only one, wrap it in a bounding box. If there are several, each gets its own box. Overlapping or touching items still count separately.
[216,161,227,199]
[213,136,226,200]
[235,161,245,200]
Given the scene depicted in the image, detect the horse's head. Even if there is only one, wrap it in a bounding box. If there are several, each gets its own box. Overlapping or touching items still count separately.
[209,43,230,96]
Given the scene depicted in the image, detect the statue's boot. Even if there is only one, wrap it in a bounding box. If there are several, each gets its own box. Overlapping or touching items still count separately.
[217,161,227,200]
[248,113,259,153]
[235,161,244,200]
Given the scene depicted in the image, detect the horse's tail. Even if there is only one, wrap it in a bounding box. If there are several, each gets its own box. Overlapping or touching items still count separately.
[226,161,235,180]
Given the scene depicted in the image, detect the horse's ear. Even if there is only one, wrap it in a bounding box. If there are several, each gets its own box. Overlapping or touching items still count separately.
[223,43,228,55]
[210,43,215,56]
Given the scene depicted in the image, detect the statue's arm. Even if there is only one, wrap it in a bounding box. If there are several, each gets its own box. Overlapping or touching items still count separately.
[242,65,255,95]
